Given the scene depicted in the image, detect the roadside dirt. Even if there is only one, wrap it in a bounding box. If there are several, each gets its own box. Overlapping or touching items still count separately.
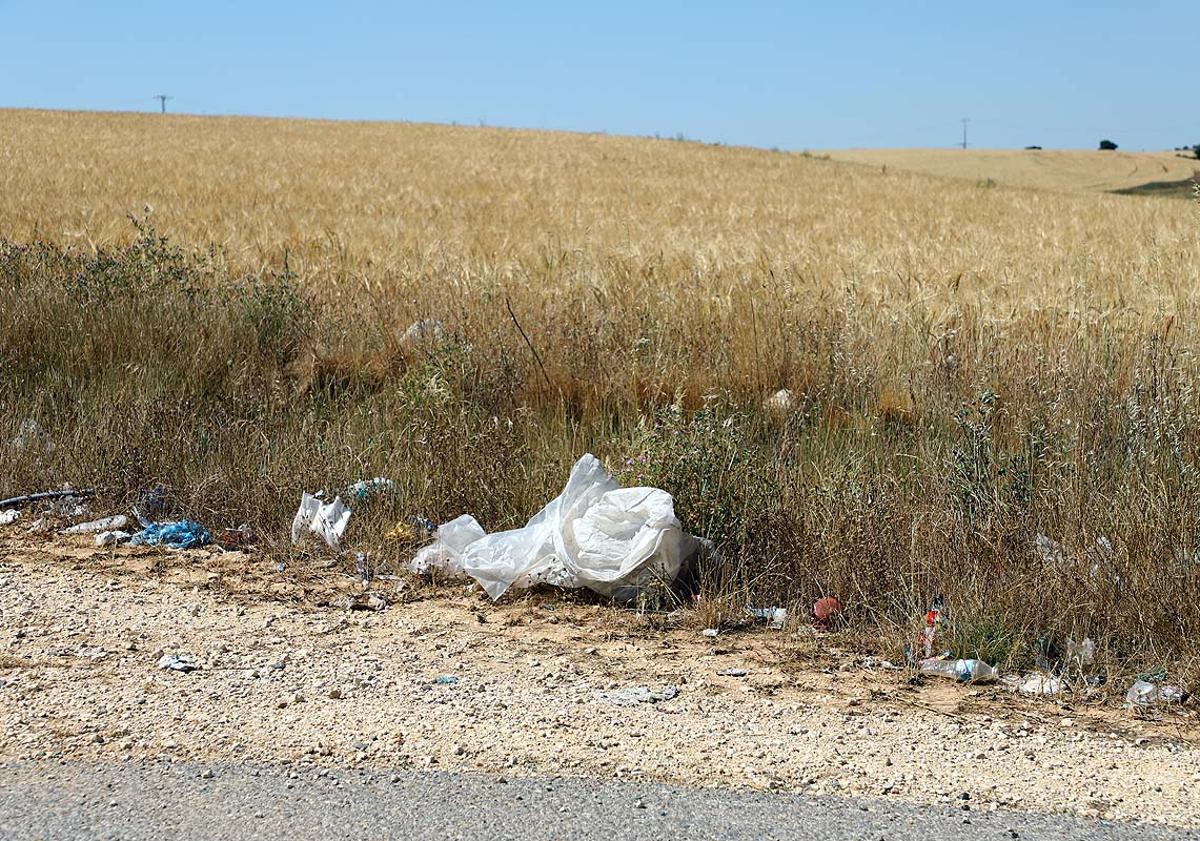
[2,535,1199,826]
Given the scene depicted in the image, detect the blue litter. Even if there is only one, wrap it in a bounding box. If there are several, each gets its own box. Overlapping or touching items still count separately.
[129,520,211,550]
[433,674,459,685]
[346,477,395,501]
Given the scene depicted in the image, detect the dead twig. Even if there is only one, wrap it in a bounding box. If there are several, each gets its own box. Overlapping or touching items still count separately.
[504,296,553,391]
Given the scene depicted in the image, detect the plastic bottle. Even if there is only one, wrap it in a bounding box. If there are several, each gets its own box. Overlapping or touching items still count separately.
[920,658,998,684]
[919,595,947,658]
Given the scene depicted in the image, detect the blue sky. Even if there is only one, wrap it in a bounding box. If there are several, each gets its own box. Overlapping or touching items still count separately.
[2,1,1195,150]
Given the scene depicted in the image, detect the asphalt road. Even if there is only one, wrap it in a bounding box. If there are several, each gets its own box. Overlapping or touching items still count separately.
[1,760,1197,841]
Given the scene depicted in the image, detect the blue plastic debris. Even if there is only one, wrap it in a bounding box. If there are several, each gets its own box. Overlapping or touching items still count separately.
[129,520,211,550]
[433,674,459,685]
[346,477,395,501]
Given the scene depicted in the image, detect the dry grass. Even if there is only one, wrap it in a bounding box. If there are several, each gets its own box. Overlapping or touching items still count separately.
[3,108,1200,684]
[824,147,1200,194]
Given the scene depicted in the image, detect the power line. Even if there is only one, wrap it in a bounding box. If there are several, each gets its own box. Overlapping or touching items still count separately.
[153,94,172,114]
[960,117,969,150]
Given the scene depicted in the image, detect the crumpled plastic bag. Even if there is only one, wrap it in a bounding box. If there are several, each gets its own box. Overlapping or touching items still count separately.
[129,520,211,550]
[291,493,352,551]
[410,454,695,600]
[1125,679,1184,708]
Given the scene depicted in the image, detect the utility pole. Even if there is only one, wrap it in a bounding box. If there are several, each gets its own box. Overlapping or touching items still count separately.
[960,117,969,150]
[153,94,172,114]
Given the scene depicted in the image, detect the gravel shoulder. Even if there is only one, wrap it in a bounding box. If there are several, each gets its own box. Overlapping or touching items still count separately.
[2,537,1199,828]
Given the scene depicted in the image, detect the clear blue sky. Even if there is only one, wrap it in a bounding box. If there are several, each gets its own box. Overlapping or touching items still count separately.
[3,1,1196,150]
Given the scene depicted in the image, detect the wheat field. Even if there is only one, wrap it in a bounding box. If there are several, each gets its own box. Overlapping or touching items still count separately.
[3,108,1199,679]
[825,147,1200,194]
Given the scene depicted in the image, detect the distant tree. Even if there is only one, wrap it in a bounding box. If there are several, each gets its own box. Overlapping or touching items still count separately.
[1024,145,1042,150]
[1193,144,1200,160]
[1099,139,1118,151]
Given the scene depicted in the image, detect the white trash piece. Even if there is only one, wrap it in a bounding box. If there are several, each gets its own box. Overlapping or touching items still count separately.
[1066,637,1095,669]
[95,530,132,548]
[764,388,796,414]
[1125,679,1184,708]
[399,318,447,347]
[62,514,129,535]
[0,509,19,527]
[747,606,787,630]
[291,493,352,551]
[410,454,696,600]
[1003,673,1065,696]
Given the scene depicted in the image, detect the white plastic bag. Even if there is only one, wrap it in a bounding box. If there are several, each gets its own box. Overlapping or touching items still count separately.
[410,454,694,600]
[291,493,352,551]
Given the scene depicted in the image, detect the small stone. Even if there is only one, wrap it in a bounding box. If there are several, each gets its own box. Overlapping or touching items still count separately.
[200,769,214,779]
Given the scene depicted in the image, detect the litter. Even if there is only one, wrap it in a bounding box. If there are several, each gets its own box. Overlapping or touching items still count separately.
[347,592,388,612]
[747,607,787,630]
[410,454,696,601]
[355,552,371,582]
[291,493,352,551]
[216,524,253,550]
[1002,673,1065,696]
[764,388,796,414]
[1035,533,1064,566]
[917,595,948,658]
[0,488,96,509]
[94,530,131,548]
[386,517,436,542]
[158,654,200,672]
[595,685,679,707]
[129,520,211,550]
[135,487,169,521]
[52,497,90,519]
[433,674,459,685]
[919,657,998,684]
[62,514,129,535]
[1066,637,1095,669]
[345,477,394,501]
[812,596,843,630]
[10,419,55,454]
[0,510,18,527]
[701,628,720,638]
[399,318,447,346]
[1125,679,1185,709]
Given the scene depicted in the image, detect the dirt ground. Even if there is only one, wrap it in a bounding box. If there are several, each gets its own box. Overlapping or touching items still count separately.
[2,534,1199,827]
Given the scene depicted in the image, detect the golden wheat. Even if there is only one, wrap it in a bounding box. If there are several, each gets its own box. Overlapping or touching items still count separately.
[3,108,1200,676]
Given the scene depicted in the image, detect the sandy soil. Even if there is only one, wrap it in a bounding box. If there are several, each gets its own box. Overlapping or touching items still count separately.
[2,535,1198,827]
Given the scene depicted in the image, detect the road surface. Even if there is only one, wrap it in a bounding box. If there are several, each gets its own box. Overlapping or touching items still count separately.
[1,760,1197,840]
